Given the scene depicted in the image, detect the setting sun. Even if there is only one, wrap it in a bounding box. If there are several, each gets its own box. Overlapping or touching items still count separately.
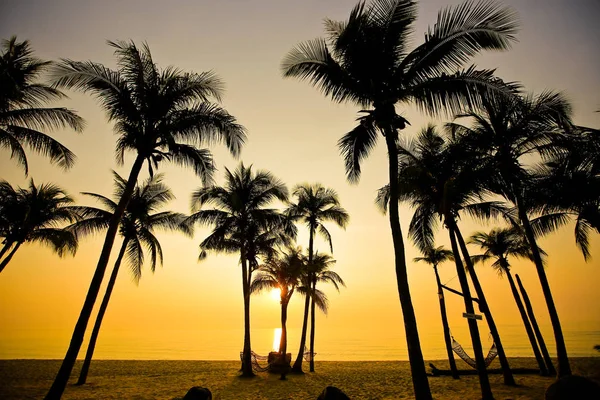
[270,288,281,301]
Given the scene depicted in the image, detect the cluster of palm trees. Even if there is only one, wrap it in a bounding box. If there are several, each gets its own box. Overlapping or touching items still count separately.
[188,167,349,377]
[0,36,349,398]
[282,0,597,399]
[1,0,598,399]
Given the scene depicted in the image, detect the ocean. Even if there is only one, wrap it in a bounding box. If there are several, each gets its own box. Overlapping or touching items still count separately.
[1,323,598,361]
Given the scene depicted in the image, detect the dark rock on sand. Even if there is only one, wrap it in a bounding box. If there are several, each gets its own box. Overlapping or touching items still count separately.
[182,386,212,400]
[545,375,600,400]
[317,386,350,400]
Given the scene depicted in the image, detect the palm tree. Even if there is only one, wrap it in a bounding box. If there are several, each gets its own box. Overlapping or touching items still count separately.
[45,40,245,399]
[187,163,291,377]
[531,140,600,261]
[448,91,574,376]
[250,246,305,379]
[413,245,458,379]
[67,172,191,385]
[281,1,518,396]
[286,183,349,373]
[377,125,515,398]
[0,179,78,273]
[0,36,84,175]
[469,228,554,375]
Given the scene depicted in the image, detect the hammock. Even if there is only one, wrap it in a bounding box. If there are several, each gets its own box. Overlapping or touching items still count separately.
[239,350,270,372]
[451,336,498,369]
[303,345,317,362]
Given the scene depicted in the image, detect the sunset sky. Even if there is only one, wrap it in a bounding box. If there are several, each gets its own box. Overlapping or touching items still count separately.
[0,0,599,360]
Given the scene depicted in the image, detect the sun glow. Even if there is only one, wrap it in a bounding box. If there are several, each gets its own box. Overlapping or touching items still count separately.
[270,288,281,301]
[272,328,282,352]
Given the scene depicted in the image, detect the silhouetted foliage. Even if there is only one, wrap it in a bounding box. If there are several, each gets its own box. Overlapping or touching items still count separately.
[0,179,78,273]
[45,40,245,399]
[282,1,519,393]
[188,163,293,377]
[0,36,83,175]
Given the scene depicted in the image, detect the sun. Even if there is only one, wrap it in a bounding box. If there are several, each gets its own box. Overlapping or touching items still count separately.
[270,288,281,301]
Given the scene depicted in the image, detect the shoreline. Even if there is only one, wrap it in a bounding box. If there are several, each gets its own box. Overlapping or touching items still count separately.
[1,357,599,399]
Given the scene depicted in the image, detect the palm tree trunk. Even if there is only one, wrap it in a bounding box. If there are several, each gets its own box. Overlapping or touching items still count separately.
[385,134,431,400]
[447,222,493,400]
[279,297,289,380]
[516,201,571,377]
[0,241,14,262]
[516,274,556,376]
[433,265,459,379]
[0,241,22,273]
[292,291,310,373]
[240,251,254,377]
[454,226,515,386]
[45,154,145,400]
[505,269,548,375]
[76,238,129,385]
[280,299,288,357]
[300,225,315,373]
[309,276,316,372]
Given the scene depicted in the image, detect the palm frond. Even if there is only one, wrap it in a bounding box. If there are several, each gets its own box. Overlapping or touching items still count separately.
[27,228,78,257]
[402,0,518,81]
[4,125,77,169]
[281,38,367,105]
[337,115,379,183]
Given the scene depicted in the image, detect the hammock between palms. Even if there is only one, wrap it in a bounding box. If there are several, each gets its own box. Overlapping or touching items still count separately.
[240,347,316,372]
[451,336,498,369]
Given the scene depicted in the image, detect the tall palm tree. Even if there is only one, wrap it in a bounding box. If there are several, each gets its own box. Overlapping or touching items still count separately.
[469,227,554,375]
[0,179,78,273]
[448,91,574,376]
[0,36,84,175]
[250,246,305,379]
[281,1,518,396]
[413,245,458,379]
[187,163,292,377]
[45,40,245,399]
[286,183,349,373]
[377,125,515,399]
[67,172,191,385]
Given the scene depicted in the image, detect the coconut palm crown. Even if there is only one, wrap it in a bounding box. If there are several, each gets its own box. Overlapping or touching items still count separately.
[0,36,84,175]
[0,179,78,273]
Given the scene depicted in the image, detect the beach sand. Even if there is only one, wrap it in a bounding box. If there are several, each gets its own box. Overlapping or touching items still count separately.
[1,358,599,399]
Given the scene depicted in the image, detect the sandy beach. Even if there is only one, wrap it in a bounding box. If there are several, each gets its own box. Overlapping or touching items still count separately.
[1,357,599,399]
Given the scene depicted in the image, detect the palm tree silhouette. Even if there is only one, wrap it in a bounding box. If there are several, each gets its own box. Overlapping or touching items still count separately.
[0,36,84,175]
[0,179,78,273]
[377,125,514,398]
[188,163,292,377]
[250,246,305,379]
[469,228,554,375]
[281,1,518,396]
[414,245,458,379]
[286,184,348,372]
[67,172,191,385]
[448,91,573,376]
[532,129,600,260]
[45,40,245,399]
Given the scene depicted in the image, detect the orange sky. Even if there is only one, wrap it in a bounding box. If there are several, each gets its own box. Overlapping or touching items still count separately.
[0,0,599,360]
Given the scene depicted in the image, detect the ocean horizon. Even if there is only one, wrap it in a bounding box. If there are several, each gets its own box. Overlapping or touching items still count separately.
[2,323,598,361]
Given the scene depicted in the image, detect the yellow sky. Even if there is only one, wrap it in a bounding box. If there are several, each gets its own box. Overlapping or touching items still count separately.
[0,0,599,359]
